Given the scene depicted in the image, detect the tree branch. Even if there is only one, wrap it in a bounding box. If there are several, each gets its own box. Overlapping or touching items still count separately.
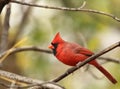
[10,0,120,22]
[0,69,43,84]
[10,0,37,47]
[0,69,64,89]
[0,46,52,59]
[0,81,64,89]
[98,57,120,64]
[51,41,120,82]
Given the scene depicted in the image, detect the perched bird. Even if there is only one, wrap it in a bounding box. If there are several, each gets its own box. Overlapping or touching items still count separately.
[49,32,117,84]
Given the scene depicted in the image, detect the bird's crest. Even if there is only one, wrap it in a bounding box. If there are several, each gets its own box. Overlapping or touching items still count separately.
[51,32,64,44]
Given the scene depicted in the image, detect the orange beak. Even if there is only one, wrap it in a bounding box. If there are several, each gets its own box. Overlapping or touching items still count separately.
[48,45,54,49]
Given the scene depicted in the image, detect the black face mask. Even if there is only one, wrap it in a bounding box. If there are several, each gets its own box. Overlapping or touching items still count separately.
[51,43,58,55]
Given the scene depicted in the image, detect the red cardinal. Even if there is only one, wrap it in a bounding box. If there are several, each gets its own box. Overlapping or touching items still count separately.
[49,32,117,84]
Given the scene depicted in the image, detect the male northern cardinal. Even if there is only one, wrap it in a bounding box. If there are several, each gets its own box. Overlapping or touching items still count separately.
[49,32,117,84]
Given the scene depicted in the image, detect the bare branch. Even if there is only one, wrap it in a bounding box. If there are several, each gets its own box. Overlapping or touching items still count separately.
[0,46,52,59]
[78,1,86,9]
[0,81,65,89]
[0,69,64,89]
[51,41,120,82]
[27,82,65,89]
[10,0,120,22]
[10,46,52,54]
[0,69,43,84]
[98,57,120,64]
[0,4,11,53]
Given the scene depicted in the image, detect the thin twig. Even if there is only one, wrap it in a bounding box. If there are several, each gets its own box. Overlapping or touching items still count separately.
[0,46,52,59]
[78,1,86,9]
[98,57,120,64]
[88,68,103,79]
[10,0,120,22]
[51,41,120,82]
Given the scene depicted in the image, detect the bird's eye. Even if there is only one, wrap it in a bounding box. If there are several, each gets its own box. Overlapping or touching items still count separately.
[51,43,54,45]
[51,43,57,45]
[51,43,58,48]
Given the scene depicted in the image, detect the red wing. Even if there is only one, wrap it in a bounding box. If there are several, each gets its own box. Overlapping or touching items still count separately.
[74,47,94,57]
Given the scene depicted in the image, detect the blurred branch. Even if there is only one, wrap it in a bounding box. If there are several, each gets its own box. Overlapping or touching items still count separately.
[0,69,43,84]
[0,0,10,14]
[88,68,103,79]
[98,57,120,64]
[0,37,27,64]
[0,46,52,59]
[0,82,9,88]
[11,0,120,22]
[0,82,64,89]
[10,0,36,46]
[27,82,65,89]
[0,4,11,53]
[10,81,16,89]
[0,70,64,89]
[51,41,120,82]
[75,32,87,47]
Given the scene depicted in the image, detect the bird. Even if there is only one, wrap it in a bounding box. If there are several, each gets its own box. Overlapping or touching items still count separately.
[49,32,117,84]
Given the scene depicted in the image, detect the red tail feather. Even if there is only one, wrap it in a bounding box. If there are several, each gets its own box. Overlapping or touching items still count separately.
[94,64,117,84]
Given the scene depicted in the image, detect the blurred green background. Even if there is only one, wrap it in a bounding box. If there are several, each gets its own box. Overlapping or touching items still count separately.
[0,0,120,89]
